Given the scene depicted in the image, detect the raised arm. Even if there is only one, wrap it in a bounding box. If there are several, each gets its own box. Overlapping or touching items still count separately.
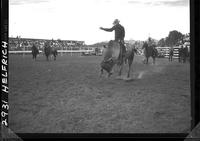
[100,26,115,32]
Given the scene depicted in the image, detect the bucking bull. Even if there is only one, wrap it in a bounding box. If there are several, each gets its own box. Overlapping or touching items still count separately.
[100,40,138,78]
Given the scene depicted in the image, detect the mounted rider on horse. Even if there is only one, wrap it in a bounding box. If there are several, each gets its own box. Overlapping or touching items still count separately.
[31,42,39,60]
[142,37,158,64]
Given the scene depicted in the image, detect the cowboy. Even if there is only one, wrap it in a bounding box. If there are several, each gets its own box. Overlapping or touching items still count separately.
[100,19,126,64]
[169,47,174,62]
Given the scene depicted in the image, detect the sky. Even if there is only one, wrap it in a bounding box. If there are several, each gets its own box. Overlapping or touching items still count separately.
[9,0,190,45]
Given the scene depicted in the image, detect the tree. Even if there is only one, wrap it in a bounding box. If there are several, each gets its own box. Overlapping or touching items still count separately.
[165,30,183,47]
[157,38,165,47]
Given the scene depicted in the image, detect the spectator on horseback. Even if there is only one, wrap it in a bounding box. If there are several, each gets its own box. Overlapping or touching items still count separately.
[31,42,37,51]
[147,37,158,58]
[31,42,39,60]
[100,19,126,64]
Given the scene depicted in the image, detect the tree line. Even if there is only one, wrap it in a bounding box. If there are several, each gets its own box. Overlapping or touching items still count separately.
[90,30,189,49]
[157,30,188,47]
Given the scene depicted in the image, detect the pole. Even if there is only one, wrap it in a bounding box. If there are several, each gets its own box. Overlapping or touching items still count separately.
[71,46,72,56]
[23,43,25,57]
[61,43,63,56]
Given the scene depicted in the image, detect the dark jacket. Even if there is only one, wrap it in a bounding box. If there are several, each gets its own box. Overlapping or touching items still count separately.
[169,49,173,56]
[102,24,125,41]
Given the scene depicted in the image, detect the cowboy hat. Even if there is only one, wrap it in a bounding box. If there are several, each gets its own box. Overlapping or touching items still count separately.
[113,19,120,25]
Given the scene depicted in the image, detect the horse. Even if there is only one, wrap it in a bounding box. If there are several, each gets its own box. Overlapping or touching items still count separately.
[100,40,138,78]
[179,46,189,63]
[31,44,39,60]
[142,42,158,64]
[44,41,58,61]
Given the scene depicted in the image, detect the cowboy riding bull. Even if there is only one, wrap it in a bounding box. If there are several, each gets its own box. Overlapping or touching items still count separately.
[100,19,138,78]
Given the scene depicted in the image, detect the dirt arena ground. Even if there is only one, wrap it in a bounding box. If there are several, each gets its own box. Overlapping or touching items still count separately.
[8,54,190,133]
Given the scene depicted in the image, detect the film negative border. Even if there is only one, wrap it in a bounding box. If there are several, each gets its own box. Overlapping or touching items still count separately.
[1,0,9,128]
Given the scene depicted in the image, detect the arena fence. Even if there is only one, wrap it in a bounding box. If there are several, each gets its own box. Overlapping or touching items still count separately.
[9,47,187,59]
[156,46,181,59]
[9,50,43,54]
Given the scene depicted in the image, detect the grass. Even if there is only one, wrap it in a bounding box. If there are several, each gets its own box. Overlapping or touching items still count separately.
[8,54,190,133]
